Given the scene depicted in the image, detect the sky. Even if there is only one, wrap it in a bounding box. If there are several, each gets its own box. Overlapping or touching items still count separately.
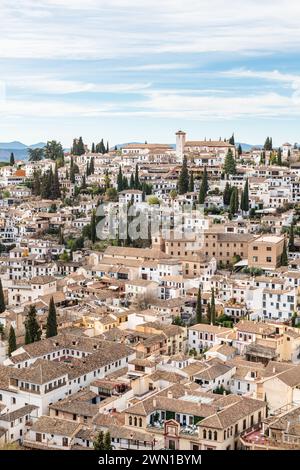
[1,0,300,147]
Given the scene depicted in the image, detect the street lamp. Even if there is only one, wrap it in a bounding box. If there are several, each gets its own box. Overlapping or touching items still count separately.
[129,432,133,450]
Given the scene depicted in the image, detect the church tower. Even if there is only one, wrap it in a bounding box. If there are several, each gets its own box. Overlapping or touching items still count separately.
[175,130,186,162]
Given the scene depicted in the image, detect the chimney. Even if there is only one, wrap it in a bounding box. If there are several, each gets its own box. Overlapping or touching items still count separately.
[153,398,157,407]
[272,367,276,374]
[167,391,173,399]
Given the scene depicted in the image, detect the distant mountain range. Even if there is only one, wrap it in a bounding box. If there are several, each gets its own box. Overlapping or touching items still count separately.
[0,141,47,161]
[0,140,262,161]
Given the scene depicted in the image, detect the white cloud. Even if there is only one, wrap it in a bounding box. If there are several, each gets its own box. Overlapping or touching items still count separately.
[1,0,300,59]
[6,75,152,94]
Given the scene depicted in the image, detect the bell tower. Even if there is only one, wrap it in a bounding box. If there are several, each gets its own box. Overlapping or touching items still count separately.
[175,130,186,162]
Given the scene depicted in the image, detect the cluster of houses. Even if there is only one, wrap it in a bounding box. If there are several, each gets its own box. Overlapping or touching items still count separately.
[0,131,300,450]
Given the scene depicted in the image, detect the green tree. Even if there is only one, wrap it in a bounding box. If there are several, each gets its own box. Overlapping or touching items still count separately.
[281,240,288,266]
[207,302,211,324]
[229,187,239,215]
[237,144,242,157]
[104,431,112,451]
[46,296,57,338]
[91,210,97,244]
[96,139,106,154]
[129,173,135,189]
[264,137,273,151]
[10,152,15,166]
[72,137,85,156]
[91,143,95,153]
[117,166,123,192]
[28,148,44,162]
[223,182,232,206]
[51,164,61,200]
[32,170,41,196]
[104,170,111,191]
[224,149,236,175]
[189,171,194,192]
[134,164,140,190]
[292,312,298,328]
[178,156,189,194]
[277,148,282,165]
[198,166,208,204]
[229,133,235,145]
[89,157,95,174]
[8,326,17,356]
[25,305,41,344]
[93,431,105,450]
[196,286,202,324]
[210,288,216,325]
[240,178,249,212]
[172,316,185,326]
[289,224,295,251]
[45,140,64,161]
[0,279,5,313]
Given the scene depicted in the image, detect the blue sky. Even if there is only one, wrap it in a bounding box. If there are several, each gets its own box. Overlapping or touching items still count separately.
[1,0,300,147]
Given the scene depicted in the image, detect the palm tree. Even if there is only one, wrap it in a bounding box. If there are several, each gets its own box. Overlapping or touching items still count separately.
[28,148,44,162]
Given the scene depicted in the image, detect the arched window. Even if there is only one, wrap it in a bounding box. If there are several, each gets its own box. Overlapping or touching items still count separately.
[224,430,226,439]
[129,416,132,426]
[139,418,142,427]
[134,417,137,427]
[214,431,217,441]
[208,430,212,440]
[227,428,230,438]
[203,429,207,439]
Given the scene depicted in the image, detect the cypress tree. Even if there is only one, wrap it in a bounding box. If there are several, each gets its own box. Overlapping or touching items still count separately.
[237,144,242,157]
[207,302,211,324]
[229,187,239,215]
[46,296,57,338]
[117,166,123,192]
[241,179,249,212]
[223,182,231,206]
[134,164,140,189]
[104,431,112,450]
[91,210,97,244]
[51,164,61,200]
[211,288,216,325]
[199,178,206,204]
[196,286,202,324]
[189,171,194,192]
[93,431,105,450]
[229,133,235,145]
[178,156,189,194]
[106,142,109,153]
[25,305,41,344]
[289,224,295,252]
[91,143,95,153]
[281,240,288,266]
[122,176,129,190]
[224,149,236,175]
[277,148,282,165]
[86,162,90,177]
[8,326,17,356]
[77,137,85,155]
[10,152,15,166]
[59,227,64,245]
[33,170,41,196]
[89,157,95,174]
[0,279,5,313]
[130,173,135,189]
